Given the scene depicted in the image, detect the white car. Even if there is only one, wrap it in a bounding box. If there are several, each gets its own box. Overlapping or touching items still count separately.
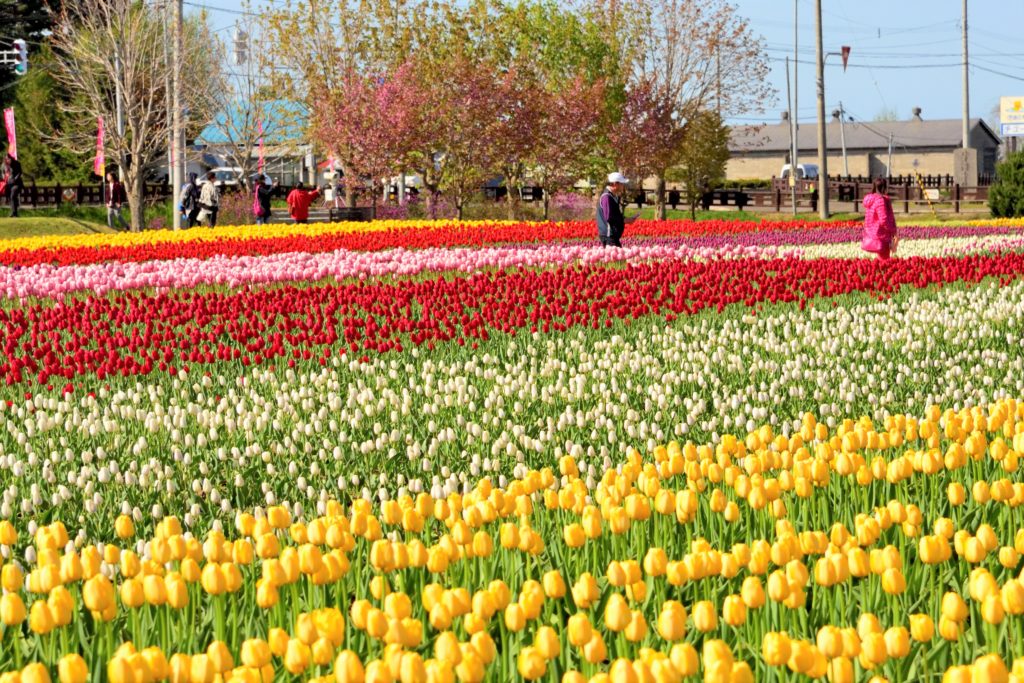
[780,163,820,180]
[209,167,244,186]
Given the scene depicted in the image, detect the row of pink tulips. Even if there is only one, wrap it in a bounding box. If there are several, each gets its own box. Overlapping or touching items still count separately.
[0,241,794,299]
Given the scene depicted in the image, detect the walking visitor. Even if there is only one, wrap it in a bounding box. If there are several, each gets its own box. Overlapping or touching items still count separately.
[861,177,898,260]
[596,172,639,248]
[104,171,129,230]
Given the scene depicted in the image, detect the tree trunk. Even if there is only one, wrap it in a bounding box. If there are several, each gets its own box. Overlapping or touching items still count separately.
[542,190,550,221]
[655,175,667,221]
[504,165,520,220]
[341,162,356,208]
[126,167,144,232]
[505,184,517,220]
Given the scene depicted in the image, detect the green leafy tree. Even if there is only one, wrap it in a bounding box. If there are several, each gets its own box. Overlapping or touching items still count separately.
[669,110,730,218]
[989,151,1024,218]
[0,0,61,108]
[11,44,91,184]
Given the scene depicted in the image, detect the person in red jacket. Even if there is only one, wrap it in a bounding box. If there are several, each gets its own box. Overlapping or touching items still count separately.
[286,182,321,224]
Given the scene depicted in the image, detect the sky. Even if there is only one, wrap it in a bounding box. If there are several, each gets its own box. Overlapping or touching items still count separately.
[191,0,1024,130]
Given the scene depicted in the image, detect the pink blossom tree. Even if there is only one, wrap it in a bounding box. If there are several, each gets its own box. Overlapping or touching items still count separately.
[409,53,521,220]
[530,74,608,220]
[608,77,688,219]
[311,62,426,211]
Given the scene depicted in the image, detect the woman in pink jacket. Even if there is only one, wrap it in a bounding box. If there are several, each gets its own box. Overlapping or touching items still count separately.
[861,177,898,259]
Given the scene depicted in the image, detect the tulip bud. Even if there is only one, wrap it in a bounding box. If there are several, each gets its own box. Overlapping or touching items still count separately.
[58,654,88,683]
[568,613,593,647]
[0,593,26,626]
[909,614,934,642]
[762,632,791,666]
[692,600,717,633]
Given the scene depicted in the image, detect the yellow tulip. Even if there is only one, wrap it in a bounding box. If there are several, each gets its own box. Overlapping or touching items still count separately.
[722,595,747,627]
[982,594,1006,624]
[0,593,26,626]
[691,600,716,632]
[284,639,312,675]
[334,651,365,683]
[434,632,461,666]
[669,642,698,676]
[115,515,135,539]
[28,600,53,635]
[21,663,51,683]
[942,592,969,622]
[542,571,566,599]
[909,614,934,642]
[657,601,687,641]
[883,627,910,659]
[604,594,630,632]
[516,647,546,680]
[762,632,791,667]
[57,654,88,683]
[973,654,1009,682]
[582,633,607,665]
[624,610,647,642]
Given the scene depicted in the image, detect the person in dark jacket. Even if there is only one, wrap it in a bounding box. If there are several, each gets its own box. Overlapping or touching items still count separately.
[104,171,129,230]
[179,172,200,228]
[253,174,278,226]
[4,153,22,218]
[595,172,639,248]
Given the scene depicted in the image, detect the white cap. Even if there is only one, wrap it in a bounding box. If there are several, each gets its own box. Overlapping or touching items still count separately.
[607,172,629,185]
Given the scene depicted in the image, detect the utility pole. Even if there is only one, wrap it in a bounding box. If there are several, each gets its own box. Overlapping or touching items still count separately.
[888,132,894,176]
[786,57,797,215]
[172,0,183,230]
[814,0,829,218]
[961,0,969,149]
[162,2,173,190]
[114,53,125,182]
[839,102,849,177]
[792,0,799,216]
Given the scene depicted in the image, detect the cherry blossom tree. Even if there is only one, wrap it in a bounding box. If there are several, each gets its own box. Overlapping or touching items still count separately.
[608,78,688,216]
[409,54,521,220]
[312,62,427,213]
[530,75,608,220]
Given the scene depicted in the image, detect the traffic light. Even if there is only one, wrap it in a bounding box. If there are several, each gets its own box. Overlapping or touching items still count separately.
[12,39,26,76]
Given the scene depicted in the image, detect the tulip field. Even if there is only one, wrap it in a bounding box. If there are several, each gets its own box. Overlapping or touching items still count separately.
[3,217,1024,683]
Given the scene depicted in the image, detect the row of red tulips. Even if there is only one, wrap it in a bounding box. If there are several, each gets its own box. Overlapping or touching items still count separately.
[2,251,1019,387]
[0,219,855,267]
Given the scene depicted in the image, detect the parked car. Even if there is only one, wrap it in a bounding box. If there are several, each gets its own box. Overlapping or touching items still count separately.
[780,163,820,180]
[210,167,245,187]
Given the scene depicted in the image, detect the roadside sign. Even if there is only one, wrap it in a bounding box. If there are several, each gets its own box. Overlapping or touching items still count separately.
[1000,97,1024,135]
[1001,123,1024,137]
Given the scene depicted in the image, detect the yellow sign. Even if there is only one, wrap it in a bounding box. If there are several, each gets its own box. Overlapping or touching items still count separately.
[1001,97,1024,125]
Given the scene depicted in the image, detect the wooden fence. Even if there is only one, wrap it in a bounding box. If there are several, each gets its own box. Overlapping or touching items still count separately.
[17,182,172,207]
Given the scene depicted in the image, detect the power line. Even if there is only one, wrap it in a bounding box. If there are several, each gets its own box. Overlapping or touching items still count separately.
[971,63,1024,83]
[768,55,963,70]
[182,1,260,17]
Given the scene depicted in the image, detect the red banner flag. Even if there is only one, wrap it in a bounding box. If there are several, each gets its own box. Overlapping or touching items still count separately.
[3,108,16,160]
[257,119,265,171]
[93,116,105,177]
[841,46,851,72]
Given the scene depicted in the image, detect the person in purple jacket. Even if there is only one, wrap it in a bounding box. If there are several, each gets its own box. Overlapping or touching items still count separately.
[596,172,640,247]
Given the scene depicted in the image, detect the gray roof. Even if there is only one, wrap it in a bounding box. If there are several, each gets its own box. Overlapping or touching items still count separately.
[730,117,1001,154]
